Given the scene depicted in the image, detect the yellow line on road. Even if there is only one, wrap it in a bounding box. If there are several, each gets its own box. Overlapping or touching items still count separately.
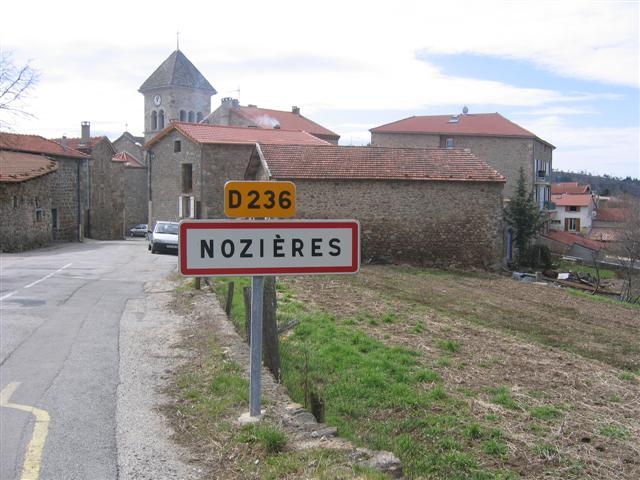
[0,382,51,480]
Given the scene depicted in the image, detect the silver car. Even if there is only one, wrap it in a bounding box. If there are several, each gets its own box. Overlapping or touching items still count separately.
[148,221,179,254]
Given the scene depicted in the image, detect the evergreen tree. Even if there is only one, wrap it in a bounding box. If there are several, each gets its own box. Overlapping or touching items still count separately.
[504,167,546,266]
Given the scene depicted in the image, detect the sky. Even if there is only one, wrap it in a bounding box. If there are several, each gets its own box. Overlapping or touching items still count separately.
[1,0,638,179]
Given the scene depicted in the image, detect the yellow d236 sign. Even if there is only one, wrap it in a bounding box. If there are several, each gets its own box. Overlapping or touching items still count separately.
[224,181,296,218]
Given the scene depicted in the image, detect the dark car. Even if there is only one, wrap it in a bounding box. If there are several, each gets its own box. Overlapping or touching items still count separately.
[129,224,148,237]
[148,221,179,254]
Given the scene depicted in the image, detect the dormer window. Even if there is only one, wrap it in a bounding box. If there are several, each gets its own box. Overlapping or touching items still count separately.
[445,138,454,149]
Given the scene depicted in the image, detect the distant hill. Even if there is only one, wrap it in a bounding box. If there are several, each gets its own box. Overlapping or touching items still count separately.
[551,171,640,198]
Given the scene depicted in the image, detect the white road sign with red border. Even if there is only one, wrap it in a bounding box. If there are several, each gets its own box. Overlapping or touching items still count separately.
[179,219,360,276]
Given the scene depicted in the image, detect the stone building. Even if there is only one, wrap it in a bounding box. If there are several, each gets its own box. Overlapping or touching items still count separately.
[138,49,216,143]
[144,122,329,228]
[0,132,89,244]
[245,144,506,269]
[0,151,57,251]
[370,112,554,207]
[112,151,147,231]
[64,122,126,239]
[203,97,340,144]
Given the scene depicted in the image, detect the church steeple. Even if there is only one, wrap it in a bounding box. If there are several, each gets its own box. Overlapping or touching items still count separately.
[139,50,216,141]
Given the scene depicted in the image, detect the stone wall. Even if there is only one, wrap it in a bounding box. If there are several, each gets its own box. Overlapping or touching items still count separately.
[0,175,53,252]
[371,132,552,200]
[263,177,505,269]
[89,141,126,239]
[124,166,148,230]
[50,158,83,242]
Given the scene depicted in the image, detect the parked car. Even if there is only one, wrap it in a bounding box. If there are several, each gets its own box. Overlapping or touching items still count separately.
[129,224,148,237]
[148,221,179,254]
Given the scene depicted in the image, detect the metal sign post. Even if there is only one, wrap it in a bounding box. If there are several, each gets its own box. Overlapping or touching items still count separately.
[249,276,264,417]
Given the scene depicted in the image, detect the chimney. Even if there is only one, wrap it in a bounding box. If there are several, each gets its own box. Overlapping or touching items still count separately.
[292,106,300,115]
[81,121,90,141]
[61,135,68,149]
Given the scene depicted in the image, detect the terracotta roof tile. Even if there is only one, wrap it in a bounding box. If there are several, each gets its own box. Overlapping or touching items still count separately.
[113,151,145,168]
[257,144,506,182]
[595,207,627,222]
[371,113,554,147]
[0,132,89,159]
[543,230,604,251]
[60,136,107,151]
[146,122,330,148]
[551,182,591,195]
[0,151,58,183]
[551,193,594,207]
[231,105,339,139]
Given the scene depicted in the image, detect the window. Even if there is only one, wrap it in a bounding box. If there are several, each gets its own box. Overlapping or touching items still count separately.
[35,208,44,221]
[13,196,18,208]
[565,218,580,232]
[51,208,58,229]
[196,112,203,122]
[174,140,182,153]
[180,110,186,121]
[566,206,579,212]
[159,110,165,129]
[445,138,454,148]
[151,111,158,130]
[188,111,195,122]
[181,163,192,193]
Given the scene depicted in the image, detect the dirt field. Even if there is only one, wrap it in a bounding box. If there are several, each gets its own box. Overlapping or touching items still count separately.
[280,266,640,479]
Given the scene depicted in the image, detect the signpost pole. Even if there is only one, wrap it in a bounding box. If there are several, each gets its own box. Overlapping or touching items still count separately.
[249,275,264,417]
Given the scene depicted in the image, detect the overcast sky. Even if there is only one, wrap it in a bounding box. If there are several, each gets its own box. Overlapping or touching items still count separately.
[1,0,638,179]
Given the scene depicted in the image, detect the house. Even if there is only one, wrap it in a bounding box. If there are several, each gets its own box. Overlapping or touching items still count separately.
[203,97,340,144]
[0,151,57,251]
[0,132,89,244]
[539,230,605,261]
[113,131,144,164]
[551,182,592,196]
[62,122,126,239]
[370,111,554,207]
[143,122,329,227]
[244,144,506,268]
[548,193,597,233]
[112,151,147,232]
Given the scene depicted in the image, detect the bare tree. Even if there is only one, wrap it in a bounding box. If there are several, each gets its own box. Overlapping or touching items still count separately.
[616,195,640,303]
[0,51,39,129]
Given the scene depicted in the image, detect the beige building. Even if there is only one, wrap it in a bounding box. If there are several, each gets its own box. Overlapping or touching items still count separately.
[370,112,554,207]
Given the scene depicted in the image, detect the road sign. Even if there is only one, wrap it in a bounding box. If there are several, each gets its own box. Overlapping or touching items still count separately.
[224,181,296,218]
[179,219,360,276]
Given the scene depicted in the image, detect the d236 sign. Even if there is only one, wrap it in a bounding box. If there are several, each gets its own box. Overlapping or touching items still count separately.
[224,181,295,218]
[179,219,360,276]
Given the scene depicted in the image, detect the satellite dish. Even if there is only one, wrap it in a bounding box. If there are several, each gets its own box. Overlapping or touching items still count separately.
[462,106,469,114]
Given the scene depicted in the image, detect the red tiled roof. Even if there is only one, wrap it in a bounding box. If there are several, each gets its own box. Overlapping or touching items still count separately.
[543,230,604,251]
[0,151,58,183]
[370,113,554,147]
[551,182,590,195]
[0,132,89,159]
[146,122,330,148]
[551,193,594,207]
[587,228,620,242]
[60,136,106,151]
[595,207,627,222]
[113,151,145,168]
[257,144,506,182]
[232,105,339,139]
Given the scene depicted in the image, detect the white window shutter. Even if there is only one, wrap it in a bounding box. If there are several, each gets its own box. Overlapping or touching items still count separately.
[189,196,195,218]
[178,197,183,217]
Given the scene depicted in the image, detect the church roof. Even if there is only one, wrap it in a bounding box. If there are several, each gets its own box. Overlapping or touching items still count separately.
[139,50,216,94]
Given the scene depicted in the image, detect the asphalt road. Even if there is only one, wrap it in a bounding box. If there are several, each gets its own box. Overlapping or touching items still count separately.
[0,238,187,480]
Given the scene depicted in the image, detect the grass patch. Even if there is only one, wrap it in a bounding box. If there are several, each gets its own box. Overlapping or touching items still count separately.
[488,386,520,410]
[239,423,287,454]
[598,424,630,440]
[279,310,518,479]
[437,339,461,354]
[529,404,564,420]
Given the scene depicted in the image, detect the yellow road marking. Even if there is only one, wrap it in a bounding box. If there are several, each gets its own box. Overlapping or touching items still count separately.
[0,382,50,480]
